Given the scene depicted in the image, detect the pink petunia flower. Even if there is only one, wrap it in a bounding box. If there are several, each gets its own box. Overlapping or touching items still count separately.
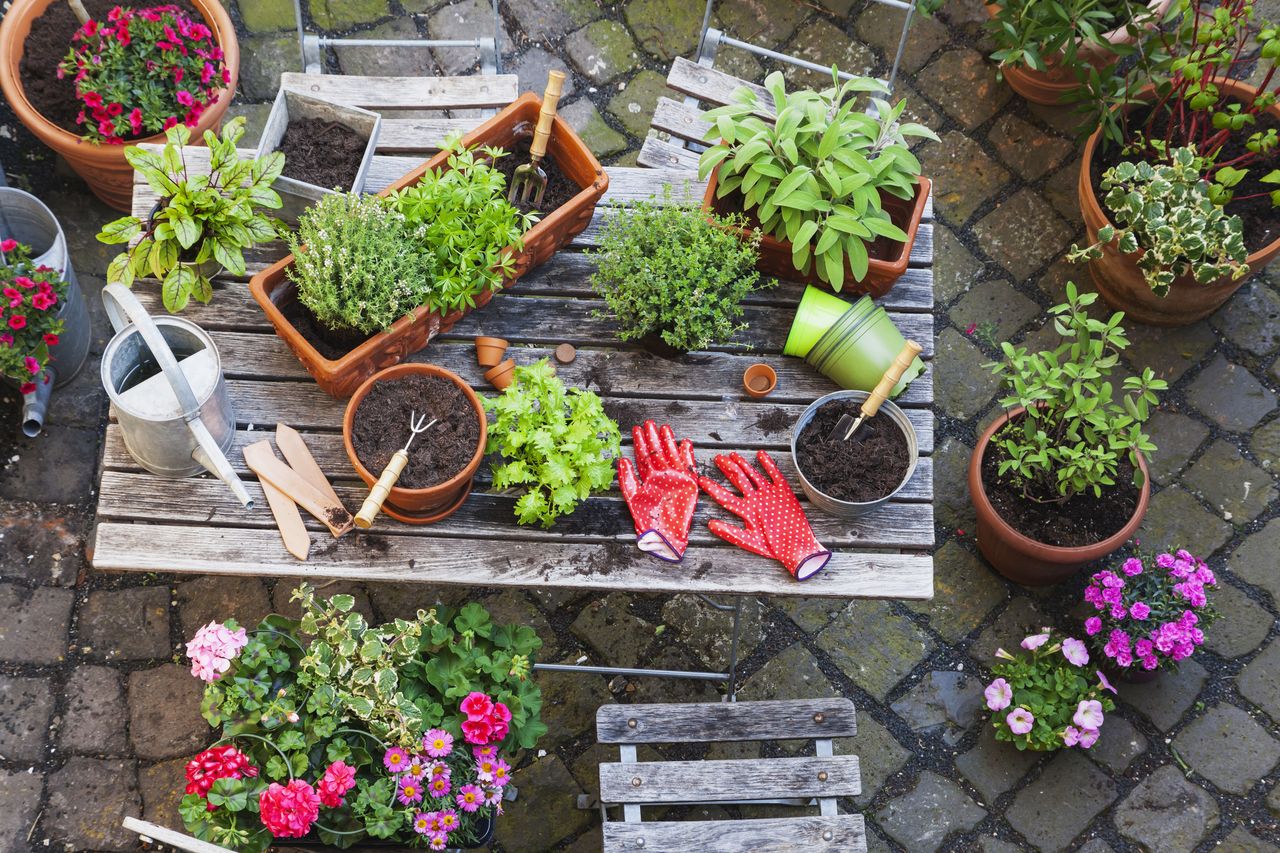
[1006,708,1035,735]
[1021,632,1050,650]
[1061,637,1089,667]
[24,356,40,376]
[1076,727,1099,749]
[423,729,454,758]
[4,288,21,308]
[1063,726,1081,747]
[1073,699,1105,730]
[984,677,1012,711]
[8,314,25,331]
[176,89,195,107]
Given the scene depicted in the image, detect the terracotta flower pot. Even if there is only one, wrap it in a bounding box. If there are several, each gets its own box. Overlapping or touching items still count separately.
[968,407,1151,585]
[742,363,777,397]
[984,0,1170,105]
[484,358,516,390]
[702,165,930,297]
[1078,80,1280,326]
[342,363,486,525]
[250,91,608,398]
[475,336,509,368]
[0,0,239,212]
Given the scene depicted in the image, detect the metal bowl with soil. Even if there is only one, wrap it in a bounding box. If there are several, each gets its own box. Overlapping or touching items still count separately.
[791,391,918,518]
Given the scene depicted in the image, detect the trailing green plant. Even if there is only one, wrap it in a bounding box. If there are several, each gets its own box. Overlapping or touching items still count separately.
[588,190,768,352]
[484,359,621,527]
[698,68,937,290]
[98,116,284,313]
[986,0,1161,86]
[391,141,534,313]
[285,192,439,336]
[987,282,1166,502]
[1068,146,1250,293]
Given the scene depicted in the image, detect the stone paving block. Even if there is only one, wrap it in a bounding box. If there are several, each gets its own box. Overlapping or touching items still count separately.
[606,70,670,138]
[0,768,42,851]
[0,583,72,663]
[273,580,374,621]
[971,596,1051,666]
[237,0,295,31]
[514,47,576,99]
[308,0,388,30]
[61,665,128,755]
[128,664,208,760]
[177,575,271,638]
[850,713,911,808]
[1114,765,1219,853]
[1202,581,1274,659]
[564,19,638,85]
[0,501,80,585]
[505,0,599,43]
[1188,355,1278,432]
[1239,638,1280,720]
[876,770,986,850]
[223,103,273,148]
[717,0,809,48]
[974,189,1075,281]
[775,597,841,634]
[1005,751,1118,851]
[237,34,301,100]
[559,99,628,159]
[626,645,722,705]
[570,592,654,669]
[906,541,1006,641]
[988,114,1072,181]
[933,437,978,536]
[890,670,983,746]
[1122,658,1207,731]
[479,588,559,659]
[0,674,53,763]
[955,723,1041,803]
[366,582,470,621]
[1231,517,1280,603]
[537,665,613,751]
[918,132,1011,225]
[1088,713,1147,773]
[1219,826,1280,852]
[1042,161,1081,222]
[978,837,1022,853]
[80,586,171,661]
[1124,321,1217,385]
[740,641,832,700]
[1183,440,1278,524]
[336,19,438,77]
[856,2,950,73]
[1253,416,1280,469]
[661,594,762,670]
[949,278,1042,343]
[918,48,1012,130]
[1173,703,1280,795]
[1138,486,1234,562]
[816,601,934,700]
[1145,411,1210,485]
[45,756,141,852]
[1212,279,1280,357]
[934,326,1003,422]
[1272,785,1280,816]
[139,758,187,832]
[934,224,983,306]
[427,0,510,74]
[781,20,879,89]
[494,755,591,850]
[0,425,100,504]
[624,0,703,60]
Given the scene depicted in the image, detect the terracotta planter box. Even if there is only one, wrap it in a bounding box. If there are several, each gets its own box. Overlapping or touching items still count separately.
[249,91,608,399]
[1078,80,1280,326]
[702,166,930,298]
[0,0,239,212]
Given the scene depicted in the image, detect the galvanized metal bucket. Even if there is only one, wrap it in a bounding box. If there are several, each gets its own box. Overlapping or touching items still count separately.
[791,390,919,518]
[100,283,253,508]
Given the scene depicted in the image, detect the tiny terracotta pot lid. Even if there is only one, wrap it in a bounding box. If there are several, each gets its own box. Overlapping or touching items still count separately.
[554,342,577,364]
[484,358,516,390]
[475,336,509,368]
[743,363,777,398]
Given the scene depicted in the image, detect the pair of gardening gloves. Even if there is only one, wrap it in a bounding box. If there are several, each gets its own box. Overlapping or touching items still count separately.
[617,420,831,581]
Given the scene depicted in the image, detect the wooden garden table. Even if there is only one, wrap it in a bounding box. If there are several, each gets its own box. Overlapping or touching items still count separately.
[89,73,935,691]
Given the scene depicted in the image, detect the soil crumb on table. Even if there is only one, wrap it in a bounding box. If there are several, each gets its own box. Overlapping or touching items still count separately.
[351,375,480,490]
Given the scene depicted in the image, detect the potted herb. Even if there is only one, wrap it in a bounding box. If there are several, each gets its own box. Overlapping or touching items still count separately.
[983,629,1117,751]
[484,359,621,527]
[967,283,1167,585]
[588,191,767,354]
[1068,147,1250,326]
[342,363,487,525]
[1082,548,1217,682]
[698,68,937,295]
[96,116,285,314]
[1076,0,1280,324]
[179,584,544,851]
[0,0,238,211]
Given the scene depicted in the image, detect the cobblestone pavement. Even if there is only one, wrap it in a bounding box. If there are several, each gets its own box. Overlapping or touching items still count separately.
[2,0,1280,850]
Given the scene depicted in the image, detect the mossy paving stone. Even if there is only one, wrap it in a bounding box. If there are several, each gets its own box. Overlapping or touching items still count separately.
[1187,355,1278,432]
[1145,411,1210,485]
[536,664,614,752]
[559,97,629,159]
[780,20,879,90]
[857,2,951,74]
[176,575,271,638]
[919,132,1011,225]
[504,0,600,43]
[495,756,593,851]
[139,758,189,832]
[851,714,912,808]
[60,664,128,755]
[971,596,1052,667]
[336,18,438,77]
[1121,658,1208,731]
[949,278,1042,343]
[1219,826,1280,851]
[918,48,1012,130]
[988,114,1073,182]
[956,724,1042,803]
[479,588,560,659]
[0,674,53,763]
[1043,161,1082,222]
[564,20,639,85]
[1172,703,1280,795]
[79,586,171,661]
[1114,765,1220,853]
[426,0,511,74]
[973,188,1075,281]
[569,591,655,669]
[238,33,301,101]
[1087,713,1147,773]
[716,0,810,49]
[660,593,762,670]
[934,223,983,305]
[1211,278,1280,357]
[0,583,73,664]
[775,597,843,634]
[0,500,80,585]
[1238,639,1280,723]
[0,769,42,851]
[623,0,704,61]
[1138,486,1234,562]
[1005,751,1119,851]
[1231,517,1280,602]
[876,770,987,850]
[890,669,984,746]
[514,47,576,100]
[606,70,671,138]
[306,0,389,31]
[1122,321,1218,385]
[45,757,142,852]
[128,664,209,761]
[367,581,473,622]
[1251,416,1280,467]
[906,541,1006,642]
[1201,581,1274,659]
[1182,439,1278,524]
[935,326,1003,422]
[236,0,295,32]
[814,600,935,700]
[0,424,99,504]
[740,641,833,700]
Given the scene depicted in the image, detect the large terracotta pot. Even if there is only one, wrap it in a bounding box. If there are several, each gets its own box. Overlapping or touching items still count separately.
[968,407,1151,586]
[0,0,239,212]
[702,166,930,298]
[985,0,1170,105]
[1078,80,1280,326]
[250,91,608,398]
[343,363,487,525]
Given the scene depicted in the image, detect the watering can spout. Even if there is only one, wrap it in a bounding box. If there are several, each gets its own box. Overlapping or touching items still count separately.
[20,368,55,438]
[190,419,254,509]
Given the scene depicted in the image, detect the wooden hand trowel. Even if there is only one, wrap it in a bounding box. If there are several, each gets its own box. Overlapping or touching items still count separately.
[831,340,924,443]
[244,440,353,541]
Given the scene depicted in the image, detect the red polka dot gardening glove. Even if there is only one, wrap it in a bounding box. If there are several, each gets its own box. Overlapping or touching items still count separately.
[697,451,832,581]
[617,420,700,563]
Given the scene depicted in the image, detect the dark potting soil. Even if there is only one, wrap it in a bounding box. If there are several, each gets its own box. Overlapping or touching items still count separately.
[493,138,579,219]
[278,118,366,191]
[710,185,905,262]
[980,443,1141,548]
[19,0,200,137]
[795,399,910,503]
[351,375,480,490]
[1091,102,1280,251]
[281,298,368,361]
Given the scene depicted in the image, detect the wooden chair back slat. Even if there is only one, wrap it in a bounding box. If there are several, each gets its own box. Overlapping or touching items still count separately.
[665,57,774,116]
[602,814,869,853]
[599,755,861,804]
[597,699,857,744]
[278,73,518,110]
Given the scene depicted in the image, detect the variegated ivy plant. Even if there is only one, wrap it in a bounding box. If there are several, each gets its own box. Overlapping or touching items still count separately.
[1068,146,1250,295]
[697,67,937,290]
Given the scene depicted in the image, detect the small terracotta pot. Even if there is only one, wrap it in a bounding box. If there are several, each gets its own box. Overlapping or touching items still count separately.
[703,166,930,296]
[343,363,486,523]
[1078,80,1280,326]
[0,0,239,211]
[484,358,516,390]
[475,336,509,368]
[742,363,777,398]
[968,407,1150,586]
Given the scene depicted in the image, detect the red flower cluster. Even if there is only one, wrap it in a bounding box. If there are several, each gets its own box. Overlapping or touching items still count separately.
[316,760,357,808]
[57,5,228,143]
[259,779,321,838]
[458,692,512,745]
[0,240,67,395]
[184,745,259,805]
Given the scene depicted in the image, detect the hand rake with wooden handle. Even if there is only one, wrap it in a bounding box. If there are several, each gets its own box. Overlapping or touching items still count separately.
[354,411,438,529]
[508,71,565,205]
[830,340,924,442]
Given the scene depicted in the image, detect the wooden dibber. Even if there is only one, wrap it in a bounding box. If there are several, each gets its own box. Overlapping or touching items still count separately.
[832,340,924,442]
[243,441,353,537]
[508,71,565,204]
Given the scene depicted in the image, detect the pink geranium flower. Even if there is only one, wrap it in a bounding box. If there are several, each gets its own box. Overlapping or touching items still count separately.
[462,717,494,745]
[1006,708,1035,735]
[316,761,356,808]
[184,620,248,682]
[460,692,494,721]
[984,677,1012,711]
[259,780,320,838]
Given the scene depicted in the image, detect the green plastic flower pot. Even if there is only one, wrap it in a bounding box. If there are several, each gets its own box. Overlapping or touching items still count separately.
[806,306,924,397]
[783,286,874,358]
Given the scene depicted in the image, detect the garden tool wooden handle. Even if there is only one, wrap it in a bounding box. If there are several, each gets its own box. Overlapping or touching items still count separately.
[529,71,565,161]
[356,449,409,529]
[862,341,923,419]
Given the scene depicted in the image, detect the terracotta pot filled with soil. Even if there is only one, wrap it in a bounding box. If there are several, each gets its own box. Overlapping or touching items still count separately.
[968,406,1151,586]
[0,0,238,211]
[343,363,486,524]
[1079,80,1280,326]
[702,166,930,297]
[791,391,919,517]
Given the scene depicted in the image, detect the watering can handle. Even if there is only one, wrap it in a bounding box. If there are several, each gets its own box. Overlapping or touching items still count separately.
[101,283,204,424]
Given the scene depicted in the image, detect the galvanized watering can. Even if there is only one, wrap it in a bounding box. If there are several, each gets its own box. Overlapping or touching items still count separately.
[100,283,253,508]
